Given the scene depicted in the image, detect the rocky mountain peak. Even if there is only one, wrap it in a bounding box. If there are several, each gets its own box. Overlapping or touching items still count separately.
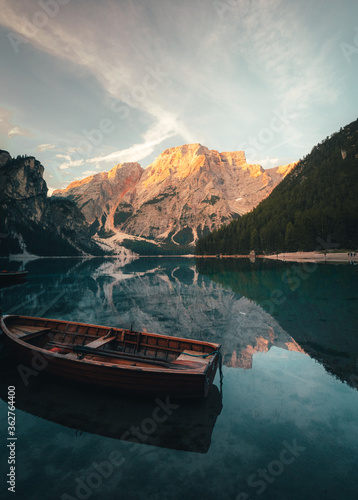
[219,150,247,165]
[116,145,296,247]
[140,144,250,194]
[107,161,143,180]
[53,161,143,234]
[53,143,296,250]
[56,161,143,193]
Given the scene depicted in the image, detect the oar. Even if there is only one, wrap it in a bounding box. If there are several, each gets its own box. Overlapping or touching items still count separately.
[46,341,200,370]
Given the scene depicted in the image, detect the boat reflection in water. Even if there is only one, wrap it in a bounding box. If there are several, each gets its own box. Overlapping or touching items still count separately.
[0,352,223,454]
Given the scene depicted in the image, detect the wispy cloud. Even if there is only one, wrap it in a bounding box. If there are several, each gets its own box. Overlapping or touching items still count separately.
[254,157,280,169]
[0,1,343,132]
[79,170,98,178]
[87,110,194,167]
[57,157,84,170]
[56,154,71,162]
[7,126,32,138]
[36,144,56,152]
[87,132,176,167]
[0,1,207,156]
[238,0,341,112]
[0,107,33,140]
[1,2,177,130]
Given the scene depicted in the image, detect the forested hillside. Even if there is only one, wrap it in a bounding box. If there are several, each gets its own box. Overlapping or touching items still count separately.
[196,119,358,255]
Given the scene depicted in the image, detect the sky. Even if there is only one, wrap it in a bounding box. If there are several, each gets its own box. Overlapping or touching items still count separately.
[0,0,358,192]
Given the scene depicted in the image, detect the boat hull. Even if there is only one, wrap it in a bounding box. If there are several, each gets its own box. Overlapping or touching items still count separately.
[0,271,28,287]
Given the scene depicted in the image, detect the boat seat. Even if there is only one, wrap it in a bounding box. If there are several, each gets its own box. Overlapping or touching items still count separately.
[175,350,213,365]
[14,326,52,340]
[85,336,117,349]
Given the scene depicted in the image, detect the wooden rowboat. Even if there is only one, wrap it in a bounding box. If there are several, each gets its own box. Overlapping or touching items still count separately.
[0,315,221,398]
[0,270,28,287]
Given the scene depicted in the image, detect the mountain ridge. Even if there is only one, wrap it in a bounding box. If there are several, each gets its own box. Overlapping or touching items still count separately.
[54,143,296,251]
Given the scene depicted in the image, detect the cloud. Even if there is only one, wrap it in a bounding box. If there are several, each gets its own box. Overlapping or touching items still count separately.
[0,1,340,135]
[238,0,340,112]
[254,157,280,169]
[56,154,71,162]
[87,110,193,167]
[78,170,98,178]
[0,1,199,153]
[66,146,85,154]
[0,3,164,112]
[36,144,56,152]
[87,136,172,167]
[58,158,84,170]
[0,107,33,139]
[8,126,32,138]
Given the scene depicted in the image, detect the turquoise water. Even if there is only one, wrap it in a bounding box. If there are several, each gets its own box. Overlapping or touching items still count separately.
[0,257,357,500]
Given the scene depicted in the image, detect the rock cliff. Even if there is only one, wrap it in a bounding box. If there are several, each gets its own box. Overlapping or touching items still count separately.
[0,151,104,257]
[53,162,143,237]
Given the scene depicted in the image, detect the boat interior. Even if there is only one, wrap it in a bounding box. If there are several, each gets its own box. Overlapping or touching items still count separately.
[6,316,218,371]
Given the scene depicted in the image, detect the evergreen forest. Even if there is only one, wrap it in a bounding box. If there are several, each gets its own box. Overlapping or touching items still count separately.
[196,119,358,255]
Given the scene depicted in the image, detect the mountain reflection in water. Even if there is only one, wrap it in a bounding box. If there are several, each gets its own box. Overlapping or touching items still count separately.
[1,257,309,368]
[197,257,358,389]
[2,256,357,391]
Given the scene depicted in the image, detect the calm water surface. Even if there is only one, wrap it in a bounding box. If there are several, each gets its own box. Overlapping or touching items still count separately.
[0,257,357,500]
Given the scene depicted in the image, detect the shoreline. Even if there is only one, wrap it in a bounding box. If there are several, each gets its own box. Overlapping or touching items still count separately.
[195,251,358,263]
[3,252,358,263]
[261,251,358,263]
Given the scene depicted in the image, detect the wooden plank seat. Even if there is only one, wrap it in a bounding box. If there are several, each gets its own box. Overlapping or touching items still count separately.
[175,350,214,365]
[13,325,52,340]
[85,336,117,349]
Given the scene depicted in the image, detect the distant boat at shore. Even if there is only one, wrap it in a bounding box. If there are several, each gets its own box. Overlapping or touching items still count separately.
[0,270,28,287]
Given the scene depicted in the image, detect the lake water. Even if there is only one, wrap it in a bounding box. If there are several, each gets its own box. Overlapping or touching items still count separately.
[1,257,358,500]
